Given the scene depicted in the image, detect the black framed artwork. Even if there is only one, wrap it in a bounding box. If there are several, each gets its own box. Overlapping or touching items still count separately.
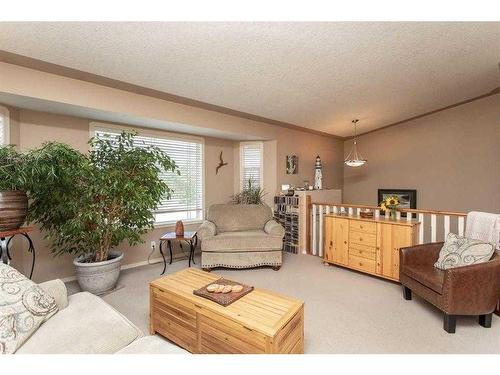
[377,189,417,218]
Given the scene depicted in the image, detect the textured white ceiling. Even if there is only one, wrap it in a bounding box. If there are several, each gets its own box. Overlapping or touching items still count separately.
[0,22,499,137]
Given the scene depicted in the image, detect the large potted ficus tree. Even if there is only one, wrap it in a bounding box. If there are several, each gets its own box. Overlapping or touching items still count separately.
[0,146,29,231]
[25,131,178,294]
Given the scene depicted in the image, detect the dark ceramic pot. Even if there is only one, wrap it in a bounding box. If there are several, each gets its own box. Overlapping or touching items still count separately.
[0,191,28,231]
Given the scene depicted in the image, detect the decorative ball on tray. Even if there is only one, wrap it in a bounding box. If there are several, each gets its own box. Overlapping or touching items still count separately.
[206,283,244,294]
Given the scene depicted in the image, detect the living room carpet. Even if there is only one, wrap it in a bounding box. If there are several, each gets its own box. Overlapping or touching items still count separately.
[66,253,500,354]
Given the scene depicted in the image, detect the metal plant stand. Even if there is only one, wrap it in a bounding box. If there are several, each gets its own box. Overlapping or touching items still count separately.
[0,226,36,279]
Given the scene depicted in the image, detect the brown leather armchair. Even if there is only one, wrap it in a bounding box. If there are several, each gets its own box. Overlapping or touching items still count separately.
[400,242,500,333]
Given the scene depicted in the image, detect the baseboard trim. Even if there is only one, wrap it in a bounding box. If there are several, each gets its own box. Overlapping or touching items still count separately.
[60,256,165,283]
[121,257,164,271]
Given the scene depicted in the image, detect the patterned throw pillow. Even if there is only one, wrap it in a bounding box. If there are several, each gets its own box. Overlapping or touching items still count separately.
[434,233,495,270]
[0,263,58,354]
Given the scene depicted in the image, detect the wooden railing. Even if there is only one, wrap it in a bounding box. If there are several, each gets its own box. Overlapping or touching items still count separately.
[308,202,466,257]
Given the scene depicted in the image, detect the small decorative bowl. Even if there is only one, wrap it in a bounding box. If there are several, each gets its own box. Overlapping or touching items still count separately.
[360,211,374,219]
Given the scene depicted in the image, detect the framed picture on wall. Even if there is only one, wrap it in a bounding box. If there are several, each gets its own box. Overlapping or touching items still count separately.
[377,189,417,218]
[286,155,298,174]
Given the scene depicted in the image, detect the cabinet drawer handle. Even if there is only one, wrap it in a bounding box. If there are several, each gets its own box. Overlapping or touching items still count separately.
[344,241,347,244]
[359,237,363,241]
[360,225,364,229]
[330,241,333,246]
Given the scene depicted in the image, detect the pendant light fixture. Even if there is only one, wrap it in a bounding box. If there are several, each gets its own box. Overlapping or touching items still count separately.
[344,119,367,167]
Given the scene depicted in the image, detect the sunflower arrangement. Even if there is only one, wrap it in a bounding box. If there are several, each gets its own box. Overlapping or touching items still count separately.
[380,195,400,219]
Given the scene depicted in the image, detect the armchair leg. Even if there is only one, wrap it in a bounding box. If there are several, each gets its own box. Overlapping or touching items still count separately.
[479,313,492,328]
[402,286,412,300]
[443,314,456,333]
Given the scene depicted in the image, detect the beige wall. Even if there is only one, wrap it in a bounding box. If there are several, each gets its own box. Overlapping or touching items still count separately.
[5,104,341,281]
[343,94,500,214]
[8,109,237,281]
[233,136,343,206]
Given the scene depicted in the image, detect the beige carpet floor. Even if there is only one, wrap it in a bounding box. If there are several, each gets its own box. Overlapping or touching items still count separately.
[67,253,500,354]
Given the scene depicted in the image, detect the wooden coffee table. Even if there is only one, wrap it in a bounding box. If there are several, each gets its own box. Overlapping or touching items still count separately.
[150,268,305,354]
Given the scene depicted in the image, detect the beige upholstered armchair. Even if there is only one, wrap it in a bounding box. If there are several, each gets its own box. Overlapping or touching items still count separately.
[197,204,285,271]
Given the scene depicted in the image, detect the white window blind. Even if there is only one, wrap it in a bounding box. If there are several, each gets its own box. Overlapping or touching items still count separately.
[94,127,204,224]
[240,142,263,189]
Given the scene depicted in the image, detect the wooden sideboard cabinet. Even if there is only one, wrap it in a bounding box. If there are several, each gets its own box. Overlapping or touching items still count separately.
[324,214,420,282]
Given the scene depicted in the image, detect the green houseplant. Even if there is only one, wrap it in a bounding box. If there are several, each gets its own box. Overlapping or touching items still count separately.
[232,178,266,205]
[0,146,29,230]
[25,131,178,294]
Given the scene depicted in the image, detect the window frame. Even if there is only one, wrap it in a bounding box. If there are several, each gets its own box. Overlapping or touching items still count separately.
[239,141,264,191]
[0,105,10,146]
[89,122,205,227]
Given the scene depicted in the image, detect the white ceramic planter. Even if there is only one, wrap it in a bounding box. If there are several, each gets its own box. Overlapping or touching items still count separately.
[73,250,123,295]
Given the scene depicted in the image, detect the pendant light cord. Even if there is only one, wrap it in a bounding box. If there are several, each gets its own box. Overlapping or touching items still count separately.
[352,119,359,138]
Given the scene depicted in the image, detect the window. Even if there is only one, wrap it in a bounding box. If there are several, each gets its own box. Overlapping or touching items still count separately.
[240,141,263,189]
[91,124,204,225]
[0,106,9,145]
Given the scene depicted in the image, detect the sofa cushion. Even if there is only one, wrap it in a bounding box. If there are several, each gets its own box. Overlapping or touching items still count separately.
[0,263,58,354]
[434,233,495,270]
[202,230,283,252]
[402,265,445,294]
[116,335,188,354]
[207,204,272,232]
[202,250,282,269]
[16,291,143,354]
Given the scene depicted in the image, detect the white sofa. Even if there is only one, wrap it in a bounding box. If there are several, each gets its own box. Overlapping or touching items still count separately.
[16,279,186,354]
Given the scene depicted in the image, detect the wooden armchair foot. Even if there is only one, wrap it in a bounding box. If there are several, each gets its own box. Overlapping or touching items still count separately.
[272,266,281,271]
[202,267,212,272]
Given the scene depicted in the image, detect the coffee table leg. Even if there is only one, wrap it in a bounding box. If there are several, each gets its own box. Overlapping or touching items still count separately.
[159,241,166,275]
[167,240,173,264]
